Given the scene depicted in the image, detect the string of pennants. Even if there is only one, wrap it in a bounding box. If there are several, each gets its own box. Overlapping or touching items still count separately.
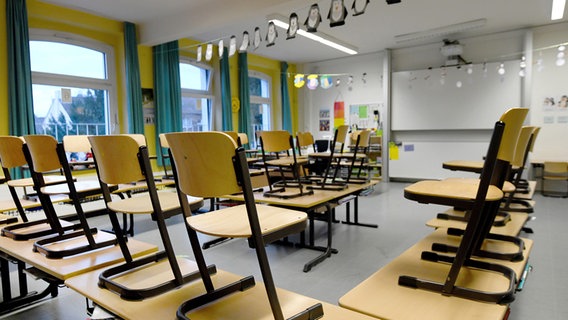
[196,0,388,62]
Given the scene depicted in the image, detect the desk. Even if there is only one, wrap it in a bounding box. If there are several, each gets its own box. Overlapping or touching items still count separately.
[65,262,377,320]
[223,181,378,272]
[0,230,157,313]
[339,228,533,320]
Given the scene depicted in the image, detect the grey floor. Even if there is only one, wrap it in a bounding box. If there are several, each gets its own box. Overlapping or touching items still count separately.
[1,181,566,320]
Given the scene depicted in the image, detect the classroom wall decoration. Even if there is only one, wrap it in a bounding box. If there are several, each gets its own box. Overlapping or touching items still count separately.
[333,100,345,128]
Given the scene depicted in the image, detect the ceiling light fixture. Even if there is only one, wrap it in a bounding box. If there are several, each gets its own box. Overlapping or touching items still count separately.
[551,0,566,20]
[268,14,358,55]
[394,19,487,43]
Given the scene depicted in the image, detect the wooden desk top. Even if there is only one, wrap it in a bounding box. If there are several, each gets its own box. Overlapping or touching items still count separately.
[223,181,378,210]
[443,160,484,173]
[0,194,70,213]
[65,261,377,320]
[339,228,533,320]
[0,233,157,280]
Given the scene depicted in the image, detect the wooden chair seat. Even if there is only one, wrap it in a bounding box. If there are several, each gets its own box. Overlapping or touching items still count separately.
[7,175,67,188]
[108,192,200,215]
[405,180,503,204]
[41,179,101,195]
[187,204,306,238]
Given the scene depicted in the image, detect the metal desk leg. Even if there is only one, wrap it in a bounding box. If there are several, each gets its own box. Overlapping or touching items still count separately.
[303,204,338,272]
[341,194,378,228]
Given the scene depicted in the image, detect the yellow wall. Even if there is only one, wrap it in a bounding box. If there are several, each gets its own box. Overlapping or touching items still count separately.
[1,0,298,148]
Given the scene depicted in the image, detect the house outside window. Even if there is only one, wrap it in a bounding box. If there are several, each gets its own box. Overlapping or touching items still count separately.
[29,30,116,141]
[249,71,271,147]
[179,60,213,132]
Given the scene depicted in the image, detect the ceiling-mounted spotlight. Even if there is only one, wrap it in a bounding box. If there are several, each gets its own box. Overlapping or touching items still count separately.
[386,0,401,4]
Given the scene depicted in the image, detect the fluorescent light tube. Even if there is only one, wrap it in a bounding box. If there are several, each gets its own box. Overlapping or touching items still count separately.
[269,15,358,55]
[394,19,487,43]
[551,0,566,20]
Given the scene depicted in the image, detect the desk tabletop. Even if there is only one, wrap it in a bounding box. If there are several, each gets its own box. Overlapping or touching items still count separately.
[223,181,378,210]
[65,261,377,320]
[339,228,532,320]
[0,233,157,280]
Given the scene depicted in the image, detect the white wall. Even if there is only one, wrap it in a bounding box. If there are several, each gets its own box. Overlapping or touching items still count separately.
[530,23,568,162]
[389,29,530,180]
[300,52,385,140]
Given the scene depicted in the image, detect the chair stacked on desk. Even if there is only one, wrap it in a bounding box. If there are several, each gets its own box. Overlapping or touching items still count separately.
[16,135,117,258]
[89,134,205,300]
[0,136,71,232]
[166,131,322,320]
[340,108,534,319]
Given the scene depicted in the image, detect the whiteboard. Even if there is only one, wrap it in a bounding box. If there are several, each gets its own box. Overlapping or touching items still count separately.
[392,60,522,130]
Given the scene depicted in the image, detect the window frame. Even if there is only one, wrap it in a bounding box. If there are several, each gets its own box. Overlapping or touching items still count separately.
[179,58,215,132]
[29,29,118,134]
[248,71,272,146]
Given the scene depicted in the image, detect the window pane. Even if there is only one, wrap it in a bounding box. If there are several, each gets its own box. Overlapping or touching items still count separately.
[181,96,211,132]
[33,84,108,141]
[30,41,106,79]
[180,63,209,91]
[249,77,269,98]
[251,103,270,145]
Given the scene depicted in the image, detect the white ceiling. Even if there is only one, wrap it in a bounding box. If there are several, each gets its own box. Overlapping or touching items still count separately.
[40,0,566,63]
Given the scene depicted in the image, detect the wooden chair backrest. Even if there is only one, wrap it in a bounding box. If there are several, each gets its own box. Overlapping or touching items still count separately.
[23,135,62,173]
[223,131,241,146]
[123,133,147,147]
[63,135,91,153]
[353,130,372,149]
[238,132,249,145]
[497,108,528,163]
[511,126,534,167]
[166,132,241,197]
[543,161,568,175]
[259,131,293,153]
[333,125,349,152]
[528,127,540,152]
[158,133,169,149]
[0,136,26,169]
[89,135,145,185]
[296,132,315,149]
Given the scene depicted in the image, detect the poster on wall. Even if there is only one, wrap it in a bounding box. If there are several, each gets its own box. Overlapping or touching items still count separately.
[319,109,330,132]
[333,101,345,128]
[541,94,568,124]
[348,103,385,135]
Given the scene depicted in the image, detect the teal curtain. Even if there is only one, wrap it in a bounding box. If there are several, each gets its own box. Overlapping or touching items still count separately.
[280,61,292,133]
[123,22,144,134]
[220,48,233,131]
[7,0,35,137]
[153,41,182,165]
[238,52,252,145]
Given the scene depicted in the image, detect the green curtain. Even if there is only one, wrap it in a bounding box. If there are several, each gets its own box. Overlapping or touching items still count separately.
[238,52,252,145]
[123,22,144,134]
[220,48,233,131]
[7,0,35,137]
[280,61,292,134]
[153,41,182,165]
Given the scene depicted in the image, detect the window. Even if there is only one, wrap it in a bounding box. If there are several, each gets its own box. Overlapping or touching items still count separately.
[249,71,272,147]
[29,30,116,141]
[179,60,213,132]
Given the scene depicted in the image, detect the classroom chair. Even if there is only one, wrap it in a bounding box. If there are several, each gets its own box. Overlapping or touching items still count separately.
[541,161,568,197]
[258,130,313,199]
[339,129,372,184]
[165,131,318,320]
[499,126,539,212]
[18,135,117,258]
[0,136,71,232]
[89,135,205,300]
[307,125,350,191]
[508,127,540,193]
[295,131,321,179]
[158,133,174,179]
[400,107,528,303]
